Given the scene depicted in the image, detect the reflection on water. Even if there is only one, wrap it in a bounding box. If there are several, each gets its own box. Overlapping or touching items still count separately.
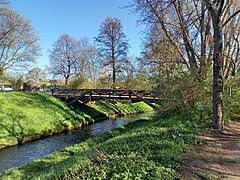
[0,111,155,173]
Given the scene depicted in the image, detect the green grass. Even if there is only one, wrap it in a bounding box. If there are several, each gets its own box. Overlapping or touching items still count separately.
[72,100,154,122]
[196,171,218,180]
[87,100,153,117]
[0,92,90,148]
[72,103,107,120]
[0,93,155,148]
[0,111,200,179]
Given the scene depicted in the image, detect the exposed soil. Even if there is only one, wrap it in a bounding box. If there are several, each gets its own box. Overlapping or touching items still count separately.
[180,121,240,179]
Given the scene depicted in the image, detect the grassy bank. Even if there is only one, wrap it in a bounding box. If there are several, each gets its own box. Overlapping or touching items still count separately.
[0,92,154,149]
[75,100,155,121]
[0,107,202,179]
[0,92,90,148]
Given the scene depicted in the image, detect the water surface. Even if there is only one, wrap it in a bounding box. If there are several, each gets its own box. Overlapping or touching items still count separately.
[0,111,155,173]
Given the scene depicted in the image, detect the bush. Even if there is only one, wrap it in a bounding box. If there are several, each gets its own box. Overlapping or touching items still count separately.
[224,78,240,120]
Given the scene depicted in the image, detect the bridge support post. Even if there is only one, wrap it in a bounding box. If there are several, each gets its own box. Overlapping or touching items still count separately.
[89,91,92,102]
[128,91,132,103]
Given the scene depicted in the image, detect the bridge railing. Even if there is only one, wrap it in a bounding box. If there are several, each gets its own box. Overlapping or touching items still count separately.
[51,88,160,104]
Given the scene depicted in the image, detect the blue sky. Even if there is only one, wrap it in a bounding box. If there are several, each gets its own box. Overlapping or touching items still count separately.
[10,0,145,69]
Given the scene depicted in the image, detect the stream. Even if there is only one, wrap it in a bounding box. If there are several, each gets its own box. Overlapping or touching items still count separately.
[0,111,155,173]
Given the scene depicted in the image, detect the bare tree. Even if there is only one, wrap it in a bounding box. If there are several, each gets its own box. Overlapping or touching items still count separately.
[0,0,8,5]
[204,0,240,130]
[118,56,136,88]
[131,0,214,80]
[221,1,240,79]
[131,0,239,130]
[73,37,89,78]
[26,67,46,86]
[87,45,99,88]
[68,37,100,88]
[0,6,40,75]
[142,32,183,88]
[95,17,130,88]
[48,34,78,86]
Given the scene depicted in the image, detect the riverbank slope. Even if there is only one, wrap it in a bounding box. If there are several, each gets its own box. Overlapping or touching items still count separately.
[75,100,155,121]
[0,92,154,149]
[0,92,90,148]
[0,107,201,179]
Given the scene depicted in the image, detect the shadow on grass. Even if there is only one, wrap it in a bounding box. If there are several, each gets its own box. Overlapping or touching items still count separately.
[0,116,195,179]
[1,119,153,179]
[71,102,107,122]
[94,100,122,115]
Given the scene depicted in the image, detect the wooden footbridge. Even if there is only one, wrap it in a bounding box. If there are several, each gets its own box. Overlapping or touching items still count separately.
[51,89,160,105]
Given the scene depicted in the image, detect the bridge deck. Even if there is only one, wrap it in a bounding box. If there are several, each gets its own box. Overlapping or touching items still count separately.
[52,89,160,105]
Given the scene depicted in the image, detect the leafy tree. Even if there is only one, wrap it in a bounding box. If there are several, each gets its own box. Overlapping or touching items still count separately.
[0,6,40,75]
[95,17,130,88]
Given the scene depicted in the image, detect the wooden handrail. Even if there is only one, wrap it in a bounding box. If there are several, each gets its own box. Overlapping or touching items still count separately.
[51,88,160,105]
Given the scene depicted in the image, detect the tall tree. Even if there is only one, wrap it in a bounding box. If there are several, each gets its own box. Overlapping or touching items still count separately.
[0,6,40,75]
[142,32,183,90]
[204,0,240,130]
[73,37,99,85]
[48,34,78,86]
[95,17,129,88]
[87,44,99,88]
[73,37,89,78]
[131,0,240,130]
[221,0,240,79]
[118,56,136,88]
[26,67,46,86]
[131,0,213,80]
[0,0,8,5]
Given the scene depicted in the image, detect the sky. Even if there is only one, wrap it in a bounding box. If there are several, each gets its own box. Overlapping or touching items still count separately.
[10,0,145,69]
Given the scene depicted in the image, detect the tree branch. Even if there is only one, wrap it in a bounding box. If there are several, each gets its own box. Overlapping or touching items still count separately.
[217,0,225,18]
[223,9,240,27]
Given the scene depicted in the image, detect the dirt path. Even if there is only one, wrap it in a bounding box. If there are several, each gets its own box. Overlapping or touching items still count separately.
[180,121,240,179]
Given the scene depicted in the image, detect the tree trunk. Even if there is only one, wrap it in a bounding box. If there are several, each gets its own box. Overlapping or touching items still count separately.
[65,76,69,86]
[112,50,116,88]
[113,61,116,88]
[66,56,71,87]
[212,13,224,130]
